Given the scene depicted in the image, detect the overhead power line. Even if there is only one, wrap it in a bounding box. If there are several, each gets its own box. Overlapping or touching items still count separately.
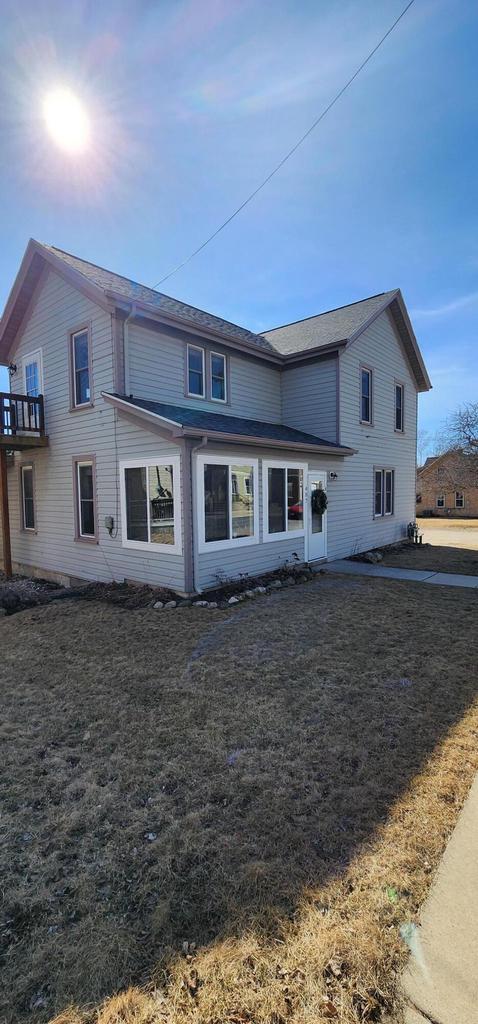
[151,0,415,289]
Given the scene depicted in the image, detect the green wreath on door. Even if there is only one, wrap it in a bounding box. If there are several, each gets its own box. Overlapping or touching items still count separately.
[311,488,328,516]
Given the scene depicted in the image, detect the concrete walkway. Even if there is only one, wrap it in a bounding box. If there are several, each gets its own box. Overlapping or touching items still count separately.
[401,774,478,1024]
[322,559,478,589]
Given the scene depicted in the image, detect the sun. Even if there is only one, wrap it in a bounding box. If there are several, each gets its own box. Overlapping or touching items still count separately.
[42,87,90,153]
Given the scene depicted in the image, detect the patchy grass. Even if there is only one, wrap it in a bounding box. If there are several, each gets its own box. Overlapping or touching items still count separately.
[1,577,477,1024]
[380,541,478,576]
[417,517,478,529]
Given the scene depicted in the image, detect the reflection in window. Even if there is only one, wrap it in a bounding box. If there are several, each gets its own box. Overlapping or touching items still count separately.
[267,466,304,535]
[188,346,204,396]
[124,464,175,545]
[204,462,254,543]
[211,352,226,401]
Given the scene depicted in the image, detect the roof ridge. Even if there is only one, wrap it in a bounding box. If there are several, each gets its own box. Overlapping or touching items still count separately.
[43,242,264,341]
[262,290,397,335]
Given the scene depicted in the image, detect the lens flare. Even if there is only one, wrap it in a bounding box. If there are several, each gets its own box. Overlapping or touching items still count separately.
[42,87,90,153]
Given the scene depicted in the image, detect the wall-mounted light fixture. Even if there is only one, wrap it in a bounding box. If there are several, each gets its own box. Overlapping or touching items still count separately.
[8,363,17,378]
[329,471,338,480]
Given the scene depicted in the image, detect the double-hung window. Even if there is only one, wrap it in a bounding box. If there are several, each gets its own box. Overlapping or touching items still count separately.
[22,350,43,398]
[120,456,181,552]
[197,455,258,551]
[210,352,226,402]
[436,494,445,508]
[263,461,306,540]
[455,491,465,509]
[374,468,394,517]
[360,367,373,424]
[74,459,97,540]
[395,383,404,432]
[187,345,205,397]
[21,465,35,531]
[70,328,91,407]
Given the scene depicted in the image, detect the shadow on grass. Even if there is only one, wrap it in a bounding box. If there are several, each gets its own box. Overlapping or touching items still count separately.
[1,575,477,1021]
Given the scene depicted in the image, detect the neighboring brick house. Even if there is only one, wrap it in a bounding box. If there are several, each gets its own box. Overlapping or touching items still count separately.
[417,450,478,517]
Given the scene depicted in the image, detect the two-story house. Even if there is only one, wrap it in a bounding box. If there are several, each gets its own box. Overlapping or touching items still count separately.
[0,239,431,594]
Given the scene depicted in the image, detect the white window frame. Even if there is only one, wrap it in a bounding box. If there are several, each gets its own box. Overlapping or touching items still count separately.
[374,467,395,518]
[436,494,445,508]
[262,460,307,542]
[21,464,35,531]
[22,349,43,397]
[394,381,404,432]
[196,454,259,552]
[187,344,205,399]
[360,366,373,425]
[119,455,182,554]
[210,350,227,403]
[455,491,465,509]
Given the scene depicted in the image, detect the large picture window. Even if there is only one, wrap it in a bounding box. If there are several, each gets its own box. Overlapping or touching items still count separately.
[263,461,306,541]
[197,455,258,551]
[120,456,182,552]
[374,468,395,518]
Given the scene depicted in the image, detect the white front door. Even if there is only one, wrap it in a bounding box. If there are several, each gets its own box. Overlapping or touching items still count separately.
[307,471,327,561]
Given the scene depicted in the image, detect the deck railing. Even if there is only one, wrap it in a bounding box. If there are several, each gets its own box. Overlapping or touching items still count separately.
[0,392,45,436]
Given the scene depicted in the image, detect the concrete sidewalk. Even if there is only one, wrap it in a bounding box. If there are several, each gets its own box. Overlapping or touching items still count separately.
[322,559,478,589]
[401,774,478,1024]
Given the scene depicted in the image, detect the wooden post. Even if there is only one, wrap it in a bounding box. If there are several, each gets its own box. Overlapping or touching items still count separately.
[0,448,12,579]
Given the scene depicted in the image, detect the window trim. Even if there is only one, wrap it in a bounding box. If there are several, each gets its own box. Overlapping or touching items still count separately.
[436,494,445,508]
[210,350,228,404]
[455,491,465,509]
[186,344,206,399]
[196,454,259,552]
[119,455,182,554]
[262,459,307,542]
[20,463,36,532]
[69,324,93,411]
[360,365,373,425]
[373,466,395,518]
[73,455,98,543]
[394,381,405,433]
[22,349,44,397]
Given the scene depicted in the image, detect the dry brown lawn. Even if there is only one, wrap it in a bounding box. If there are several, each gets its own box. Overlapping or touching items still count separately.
[380,542,478,576]
[1,576,477,1024]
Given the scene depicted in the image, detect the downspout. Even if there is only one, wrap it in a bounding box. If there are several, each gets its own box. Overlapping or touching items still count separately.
[190,435,208,594]
[123,303,137,395]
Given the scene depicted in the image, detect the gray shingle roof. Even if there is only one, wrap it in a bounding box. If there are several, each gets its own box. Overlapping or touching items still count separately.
[41,243,275,353]
[262,291,398,355]
[107,394,353,452]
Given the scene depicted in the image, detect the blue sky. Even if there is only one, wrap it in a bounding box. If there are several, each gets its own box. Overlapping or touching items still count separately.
[0,0,476,442]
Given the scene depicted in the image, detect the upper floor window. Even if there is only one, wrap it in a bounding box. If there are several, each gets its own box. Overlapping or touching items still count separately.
[395,383,404,432]
[455,491,465,509]
[360,367,372,424]
[187,345,205,397]
[210,352,226,402]
[70,328,91,407]
[22,350,43,398]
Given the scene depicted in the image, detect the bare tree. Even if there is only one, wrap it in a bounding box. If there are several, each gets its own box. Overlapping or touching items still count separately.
[432,402,478,489]
[446,401,478,450]
[416,427,432,466]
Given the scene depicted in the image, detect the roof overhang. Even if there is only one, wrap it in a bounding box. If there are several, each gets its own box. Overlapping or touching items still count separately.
[102,393,356,456]
[347,289,432,392]
[0,239,114,364]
